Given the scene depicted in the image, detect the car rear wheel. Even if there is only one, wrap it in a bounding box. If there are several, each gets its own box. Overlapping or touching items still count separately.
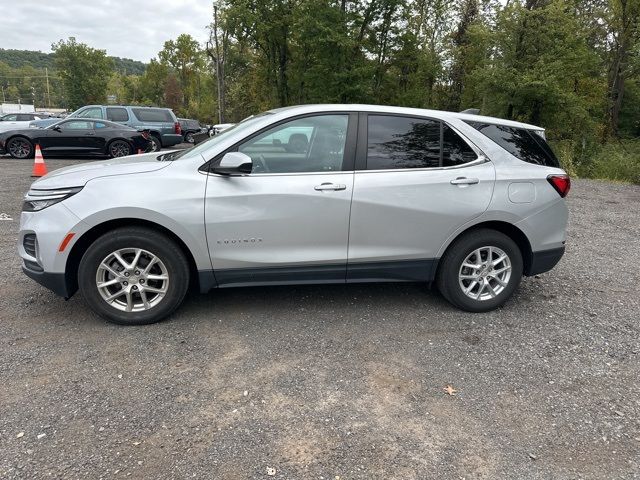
[7,137,34,159]
[149,134,162,152]
[436,229,523,312]
[108,140,132,158]
[185,132,195,143]
[78,227,190,325]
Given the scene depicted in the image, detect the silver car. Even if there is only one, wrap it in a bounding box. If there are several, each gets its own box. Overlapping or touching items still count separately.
[18,104,570,325]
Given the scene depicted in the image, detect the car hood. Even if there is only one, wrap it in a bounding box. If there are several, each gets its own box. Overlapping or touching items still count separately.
[31,152,172,189]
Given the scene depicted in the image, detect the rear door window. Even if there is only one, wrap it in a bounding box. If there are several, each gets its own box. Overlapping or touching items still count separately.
[465,121,559,167]
[76,107,104,119]
[106,107,129,122]
[442,124,478,166]
[366,115,477,170]
[367,115,440,169]
[132,108,173,123]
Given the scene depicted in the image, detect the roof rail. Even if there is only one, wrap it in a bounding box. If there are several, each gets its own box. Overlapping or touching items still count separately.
[460,108,480,115]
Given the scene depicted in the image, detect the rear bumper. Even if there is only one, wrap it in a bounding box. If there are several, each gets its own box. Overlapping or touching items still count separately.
[160,134,184,147]
[22,265,71,298]
[526,246,565,276]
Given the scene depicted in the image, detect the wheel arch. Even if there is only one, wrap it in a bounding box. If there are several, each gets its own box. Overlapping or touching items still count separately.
[436,221,533,277]
[5,134,35,153]
[65,218,201,297]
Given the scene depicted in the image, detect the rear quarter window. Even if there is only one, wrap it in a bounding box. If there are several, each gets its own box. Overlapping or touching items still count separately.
[465,121,559,168]
[106,107,129,122]
[132,108,174,123]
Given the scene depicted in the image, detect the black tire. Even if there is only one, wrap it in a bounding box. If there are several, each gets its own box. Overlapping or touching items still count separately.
[436,229,523,312]
[78,227,190,325]
[7,136,34,159]
[149,134,162,152]
[108,139,132,158]
[185,132,195,144]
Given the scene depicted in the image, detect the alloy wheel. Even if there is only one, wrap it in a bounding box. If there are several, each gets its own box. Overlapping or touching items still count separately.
[95,248,169,312]
[8,138,32,159]
[110,141,131,158]
[458,246,512,301]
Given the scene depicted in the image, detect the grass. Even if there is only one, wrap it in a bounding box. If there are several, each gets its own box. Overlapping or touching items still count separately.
[553,138,640,184]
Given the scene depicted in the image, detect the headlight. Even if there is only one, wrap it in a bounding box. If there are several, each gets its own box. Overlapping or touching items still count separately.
[23,187,83,212]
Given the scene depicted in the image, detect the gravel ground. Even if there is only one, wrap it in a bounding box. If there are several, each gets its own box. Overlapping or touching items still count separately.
[0,157,639,479]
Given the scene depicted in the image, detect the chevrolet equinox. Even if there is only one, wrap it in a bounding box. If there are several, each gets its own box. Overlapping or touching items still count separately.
[19,104,570,325]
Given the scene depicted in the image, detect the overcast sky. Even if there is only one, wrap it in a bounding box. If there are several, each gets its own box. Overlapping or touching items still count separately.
[2,0,212,62]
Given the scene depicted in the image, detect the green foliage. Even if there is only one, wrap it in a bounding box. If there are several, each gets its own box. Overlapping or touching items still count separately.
[52,38,114,109]
[582,140,640,183]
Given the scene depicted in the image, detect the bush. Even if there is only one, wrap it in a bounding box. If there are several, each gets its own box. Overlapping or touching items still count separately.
[585,140,640,184]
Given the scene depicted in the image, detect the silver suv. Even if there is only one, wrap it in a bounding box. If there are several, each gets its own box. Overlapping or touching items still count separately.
[18,104,570,325]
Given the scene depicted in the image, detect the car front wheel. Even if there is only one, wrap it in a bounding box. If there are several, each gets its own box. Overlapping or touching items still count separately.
[78,227,190,325]
[436,229,523,312]
[7,137,34,159]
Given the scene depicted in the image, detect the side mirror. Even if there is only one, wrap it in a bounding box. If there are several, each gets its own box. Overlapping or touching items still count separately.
[212,152,253,175]
[53,125,62,132]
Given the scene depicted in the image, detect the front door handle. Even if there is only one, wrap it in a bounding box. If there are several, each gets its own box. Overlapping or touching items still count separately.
[314,183,346,191]
[450,177,479,185]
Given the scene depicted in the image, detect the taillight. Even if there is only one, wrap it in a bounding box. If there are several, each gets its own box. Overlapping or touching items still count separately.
[174,122,182,135]
[547,174,571,198]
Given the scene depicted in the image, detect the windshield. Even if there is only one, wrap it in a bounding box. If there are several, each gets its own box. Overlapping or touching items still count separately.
[158,113,272,161]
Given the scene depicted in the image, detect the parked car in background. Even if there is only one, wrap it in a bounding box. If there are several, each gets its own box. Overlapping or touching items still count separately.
[178,118,206,143]
[0,118,151,159]
[69,105,182,152]
[212,123,235,135]
[0,112,54,133]
[30,117,62,129]
[18,104,569,325]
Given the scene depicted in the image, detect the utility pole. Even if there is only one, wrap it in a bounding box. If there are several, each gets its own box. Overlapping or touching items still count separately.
[45,67,51,108]
[212,1,223,123]
[206,1,226,124]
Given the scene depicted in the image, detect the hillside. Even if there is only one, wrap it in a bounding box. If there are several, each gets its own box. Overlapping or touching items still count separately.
[0,48,147,75]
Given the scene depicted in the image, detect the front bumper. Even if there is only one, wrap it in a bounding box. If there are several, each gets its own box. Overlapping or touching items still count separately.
[18,203,85,297]
[22,265,71,298]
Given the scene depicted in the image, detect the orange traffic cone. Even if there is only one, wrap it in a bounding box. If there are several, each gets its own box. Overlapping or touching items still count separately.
[31,144,48,178]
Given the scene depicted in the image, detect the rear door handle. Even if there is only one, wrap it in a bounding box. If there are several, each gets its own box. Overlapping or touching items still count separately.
[314,183,346,191]
[450,177,479,185]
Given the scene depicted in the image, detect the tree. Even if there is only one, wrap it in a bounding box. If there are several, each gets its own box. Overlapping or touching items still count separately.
[604,0,640,136]
[158,34,204,107]
[51,37,113,109]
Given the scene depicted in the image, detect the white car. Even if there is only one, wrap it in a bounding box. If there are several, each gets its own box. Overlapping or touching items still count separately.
[0,112,53,133]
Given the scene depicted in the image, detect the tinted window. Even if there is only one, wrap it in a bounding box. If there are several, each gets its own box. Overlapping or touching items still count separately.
[465,121,559,167]
[106,107,129,122]
[59,120,93,130]
[17,114,34,121]
[132,108,173,123]
[1,114,18,121]
[238,115,348,173]
[76,107,103,119]
[367,115,440,169]
[442,124,477,166]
